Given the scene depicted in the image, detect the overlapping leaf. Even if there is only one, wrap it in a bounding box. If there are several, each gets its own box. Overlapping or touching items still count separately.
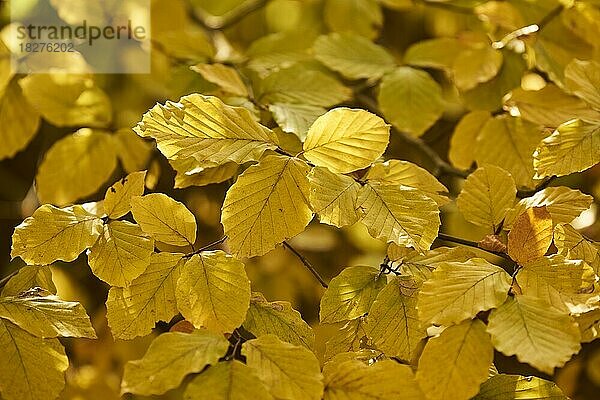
[307,167,361,228]
[474,374,568,399]
[103,171,146,219]
[507,207,553,265]
[1,265,55,297]
[221,154,313,258]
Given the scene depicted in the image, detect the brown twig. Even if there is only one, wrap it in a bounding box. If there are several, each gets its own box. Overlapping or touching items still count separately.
[283,241,328,288]
[437,233,513,261]
[185,236,228,257]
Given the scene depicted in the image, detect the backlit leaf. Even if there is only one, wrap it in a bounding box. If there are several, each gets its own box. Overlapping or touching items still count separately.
[87,221,154,287]
[357,183,440,253]
[504,187,593,229]
[565,59,600,110]
[0,293,96,339]
[324,318,369,360]
[0,319,68,400]
[134,94,279,166]
[404,38,467,71]
[456,165,516,232]
[416,320,494,400]
[378,67,444,136]
[487,295,581,374]
[453,47,503,91]
[176,251,250,333]
[554,223,600,274]
[171,159,239,189]
[387,246,475,281]
[1,265,55,297]
[131,193,197,247]
[303,108,390,174]
[103,171,146,219]
[533,119,600,178]
[221,154,312,258]
[364,159,449,206]
[475,115,545,189]
[418,258,511,326]
[35,128,118,205]
[449,111,491,170]
[507,207,553,265]
[242,334,323,400]
[11,204,103,265]
[184,360,274,400]
[106,252,183,340]
[308,167,361,228]
[191,63,248,97]
[323,358,424,400]
[244,292,314,349]
[365,277,426,360]
[269,103,325,138]
[577,308,600,343]
[474,374,567,399]
[320,266,385,323]
[0,79,40,160]
[313,33,395,80]
[121,330,229,395]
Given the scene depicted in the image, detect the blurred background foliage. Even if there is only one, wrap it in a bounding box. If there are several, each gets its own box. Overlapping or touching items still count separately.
[1,0,600,398]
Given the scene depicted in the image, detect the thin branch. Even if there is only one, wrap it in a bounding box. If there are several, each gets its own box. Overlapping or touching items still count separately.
[185,236,228,257]
[191,0,268,31]
[282,241,328,288]
[492,3,564,49]
[437,233,513,261]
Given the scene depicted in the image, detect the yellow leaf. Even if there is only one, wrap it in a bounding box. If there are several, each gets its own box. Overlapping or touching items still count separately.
[534,119,600,178]
[554,223,600,274]
[308,167,361,228]
[104,171,146,219]
[449,111,491,170]
[113,128,154,173]
[387,246,475,281]
[457,165,516,232]
[323,358,424,399]
[357,183,440,253]
[0,292,96,338]
[35,128,118,205]
[121,330,229,395]
[418,258,511,326]
[184,360,274,400]
[269,103,326,138]
[577,308,600,343]
[244,292,314,349]
[153,26,214,61]
[134,94,279,166]
[475,115,545,189]
[378,67,444,136]
[19,73,112,128]
[323,0,382,40]
[131,193,197,247]
[506,85,600,127]
[320,266,385,323]
[504,187,593,229]
[416,320,494,400]
[258,64,352,107]
[191,63,248,97]
[313,33,395,80]
[0,79,40,160]
[11,204,103,265]
[87,221,154,287]
[106,252,183,340]
[487,295,581,374]
[0,319,68,400]
[507,207,553,265]
[176,251,250,333]
[303,108,390,173]
[324,318,369,360]
[1,265,55,296]
[404,38,467,71]
[474,374,568,399]
[365,159,449,205]
[242,334,324,400]
[221,154,312,258]
[365,277,426,361]
[170,158,238,189]
[516,255,597,313]
[453,47,503,91]
[565,59,600,110]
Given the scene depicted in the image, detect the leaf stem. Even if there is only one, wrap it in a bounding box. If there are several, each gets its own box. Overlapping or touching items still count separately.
[282,241,328,288]
[185,236,228,257]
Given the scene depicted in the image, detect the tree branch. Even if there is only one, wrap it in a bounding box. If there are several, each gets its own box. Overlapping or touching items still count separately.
[283,242,328,288]
[437,233,513,261]
[185,236,228,257]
